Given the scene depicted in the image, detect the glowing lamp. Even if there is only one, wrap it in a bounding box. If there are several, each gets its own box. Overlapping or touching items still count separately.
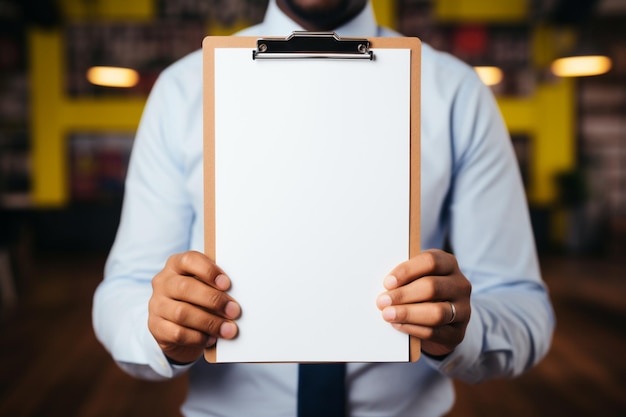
[474,66,504,86]
[86,66,140,88]
[551,55,612,77]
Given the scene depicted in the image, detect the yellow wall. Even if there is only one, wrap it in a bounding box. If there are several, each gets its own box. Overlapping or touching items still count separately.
[498,80,576,205]
[435,0,527,22]
[29,30,146,206]
[372,0,397,29]
[59,0,153,20]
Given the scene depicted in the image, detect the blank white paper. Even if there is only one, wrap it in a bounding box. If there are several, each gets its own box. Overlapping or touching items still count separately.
[213,48,411,362]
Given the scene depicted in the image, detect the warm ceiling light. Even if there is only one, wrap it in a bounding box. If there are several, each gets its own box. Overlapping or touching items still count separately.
[474,66,503,86]
[86,66,140,88]
[551,55,612,77]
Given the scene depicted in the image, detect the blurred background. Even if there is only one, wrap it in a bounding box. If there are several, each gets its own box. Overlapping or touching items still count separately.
[0,0,625,416]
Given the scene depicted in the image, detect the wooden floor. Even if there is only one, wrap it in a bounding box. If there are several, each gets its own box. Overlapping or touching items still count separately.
[1,248,625,417]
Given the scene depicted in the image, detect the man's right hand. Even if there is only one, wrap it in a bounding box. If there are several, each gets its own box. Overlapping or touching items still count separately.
[148,251,241,364]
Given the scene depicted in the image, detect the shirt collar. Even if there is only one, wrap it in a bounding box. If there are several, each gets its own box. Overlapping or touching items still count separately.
[243,0,379,38]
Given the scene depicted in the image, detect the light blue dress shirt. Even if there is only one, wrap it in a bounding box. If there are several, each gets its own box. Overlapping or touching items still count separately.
[92,1,555,416]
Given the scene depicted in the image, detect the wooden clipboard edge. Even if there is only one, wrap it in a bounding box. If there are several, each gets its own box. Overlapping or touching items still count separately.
[202,35,422,363]
[203,36,255,363]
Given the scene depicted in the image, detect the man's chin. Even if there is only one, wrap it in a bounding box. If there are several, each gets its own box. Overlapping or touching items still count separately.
[282,0,350,29]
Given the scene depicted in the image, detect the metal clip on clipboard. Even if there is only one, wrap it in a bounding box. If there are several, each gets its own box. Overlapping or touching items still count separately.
[252,31,373,60]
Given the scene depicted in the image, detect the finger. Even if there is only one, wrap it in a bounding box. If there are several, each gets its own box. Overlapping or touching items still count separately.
[153,297,239,339]
[169,251,231,291]
[164,275,241,319]
[384,250,457,290]
[381,301,459,327]
[149,315,217,349]
[377,275,453,308]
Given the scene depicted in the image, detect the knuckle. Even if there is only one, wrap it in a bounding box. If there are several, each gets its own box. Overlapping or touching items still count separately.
[422,251,437,272]
[387,288,404,304]
[148,296,159,315]
[462,278,472,296]
[449,252,459,268]
[171,304,188,323]
[391,263,408,280]
[166,252,183,268]
[421,277,438,299]
[169,325,187,344]
[204,316,224,335]
[147,315,159,334]
[395,306,408,322]
[207,291,226,310]
[152,272,165,289]
[177,251,196,268]
[174,277,192,296]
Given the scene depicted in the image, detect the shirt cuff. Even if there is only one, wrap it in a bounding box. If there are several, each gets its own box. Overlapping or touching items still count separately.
[140,318,197,378]
[424,302,483,382]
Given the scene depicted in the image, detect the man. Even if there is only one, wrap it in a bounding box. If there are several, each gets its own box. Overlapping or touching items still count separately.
[93,1,555,416]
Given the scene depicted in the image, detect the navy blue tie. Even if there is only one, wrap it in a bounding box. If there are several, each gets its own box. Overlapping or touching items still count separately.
[297,363,346,417]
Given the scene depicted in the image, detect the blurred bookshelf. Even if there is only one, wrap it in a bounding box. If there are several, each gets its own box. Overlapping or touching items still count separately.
[0,2,30,209]
[64,21,205,97]
[575,16,626,250]
[68,132,133,203]
[398,1,535,97]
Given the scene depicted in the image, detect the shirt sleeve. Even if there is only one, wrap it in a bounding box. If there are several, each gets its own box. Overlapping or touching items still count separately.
[92,69,198,380]
[428,68,555,383]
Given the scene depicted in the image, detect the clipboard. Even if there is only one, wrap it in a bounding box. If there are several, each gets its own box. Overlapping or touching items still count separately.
[203,32,421,363]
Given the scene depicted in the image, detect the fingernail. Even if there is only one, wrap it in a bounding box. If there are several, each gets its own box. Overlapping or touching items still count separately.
[206,337,217,347]
[384,275,398,289]
[215,274,230,290]
[382,307,396,321]
[377,294,392,309]
[220,321,238,339]
[225,301,241,319]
